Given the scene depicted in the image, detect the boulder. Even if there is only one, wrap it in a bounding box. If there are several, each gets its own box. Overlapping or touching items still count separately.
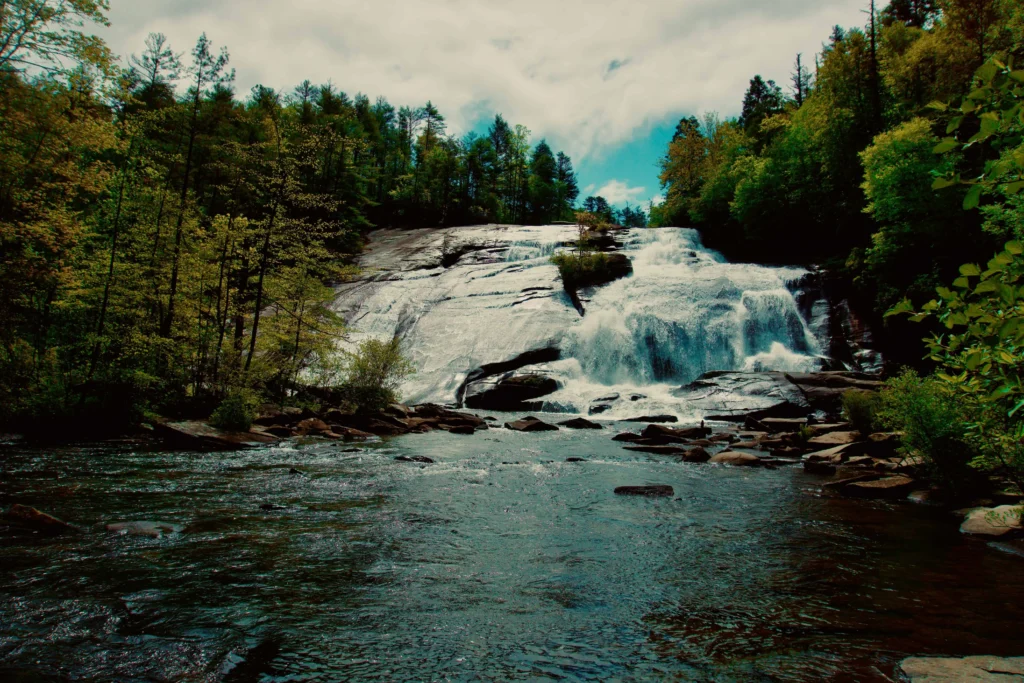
[807,422,853,436]
[960,506,1023,537]
[807,431,862,447]
[683,447,712,463]
[822,474,881,490]
[784,372,883,413]
[447,425,476,435]
[463,372,559,411]
[295,418,331,436]
[802,443,860,465]
[566,457,587,463]
[676,371,812,421]
[330,413,412,436]
[589,393,620,415]
[899,656,1024,682]
[264,425,295,438]
[623,445,687,456]
[709,452,762,467]
[640,424,711,442]
[612,432,645,443]
[614,485,674,497]
[804,460,837,475]
[396,455,435,464]
[154,420,280,451]
[4,504,80,536]
[106,521,180,538]
[570,252,633,288]
[760,417,809,432]
[842,475,917,500]
[504,416,559,432]
[558,417,603,430]
[328,425,376,440]
[621,415,679,424]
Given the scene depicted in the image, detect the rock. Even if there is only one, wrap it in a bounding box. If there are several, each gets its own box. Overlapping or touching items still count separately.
[640,424,711,442]
[383,403,413,419]
[4,504,80,536]
[154,420,280,451]
[804,460,837,475]
[447,425,476,435]
[807,422,853,436]
[260,504,287,511]
[296,418,331,436]
[960,506,1023,537]
[504,416,559,432]
[623,445,687,455]
[731,440,762,451]
[683,447,711,463]
[802,443,859,465]
[288,468,303,475]
[558,417,603,430]
[676,371,812,421]
[589,403,613,415]
[806,431,861,447]
[784,371,883,413]
[328,425,376,440]
[621,415,679,424]
[463,372,559,411]
[845,455,876,468]
[612,432,645,442]
[760,417,809,432]
[566,457,587,462]
[570,252,633,288]
[396,455,435,464]
[264,425,295,438]
[822,474,881,490]
[744,416,770,432]
[709,452,762,467]
[842,475,917,499]
[106,521,180,538]
[899,655,1024,682]
[629,394,646,401]
[330,413,411,436]
[614,485,674,497]
[709,432,738,444]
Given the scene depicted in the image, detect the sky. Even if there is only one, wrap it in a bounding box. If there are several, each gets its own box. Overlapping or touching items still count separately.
[100,0,871,210]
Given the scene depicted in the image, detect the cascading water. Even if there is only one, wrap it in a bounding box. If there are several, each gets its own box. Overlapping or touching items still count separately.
[333,225,826,417]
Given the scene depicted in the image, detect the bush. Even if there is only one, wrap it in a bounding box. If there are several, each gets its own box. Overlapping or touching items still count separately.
[841,390,880,436]
[210,391,261,431]
[343,337,415,413]
[551,251,612,289]
[875,369,982,498]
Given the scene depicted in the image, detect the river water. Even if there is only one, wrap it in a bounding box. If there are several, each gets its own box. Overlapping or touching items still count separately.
[3,429,1023,682]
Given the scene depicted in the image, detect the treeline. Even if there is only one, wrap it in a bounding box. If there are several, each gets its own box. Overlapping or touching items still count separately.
[0,1,579,431]
[653,0,1024,361]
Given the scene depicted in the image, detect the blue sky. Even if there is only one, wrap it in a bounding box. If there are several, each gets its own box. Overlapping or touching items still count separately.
[102,0,871,214]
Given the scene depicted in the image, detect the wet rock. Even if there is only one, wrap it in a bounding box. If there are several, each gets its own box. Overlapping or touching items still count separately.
[623,445,687,456]
[463,372,559,411]
[802,443,860,465]
[709,432,738,444]
[629,394,646,401]
[504,416,559,432]
[558,417,603,430]
[960,506,1023,537]
[396,455,435,464]
[106,521,181,538]
[260,504,287,512]
[154,420,280,451]
[683,447,712,463]
[822,474,881,490]
[709,452,762,467]
[328,425,376,440]
[612,432,645,442]
[264,425,295,438]
[296,418,331,436]
[447,425,476,435]
[621,415,678,424]
[641,424,711,443]
[566,457,587,463]
[845,455,876,468]
[330,413,411,436]
[4,504,80,536]
[677,372,812,421]
[784,372,883,413]
[760,417,809,432]
[807,422,853,436]
[842,475,917,500]
[744,416,770,432]
[804,460,837,475]
[614,485,674,497]
[899,655,1024,682]
[288,468,303,475]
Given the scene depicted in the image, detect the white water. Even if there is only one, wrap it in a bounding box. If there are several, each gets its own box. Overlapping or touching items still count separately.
[335,226,825,418]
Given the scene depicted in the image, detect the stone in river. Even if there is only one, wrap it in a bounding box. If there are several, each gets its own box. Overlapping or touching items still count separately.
[803,460,837,475]
[612,432,645,442]
[396,455,435,464]
[960,506,1023,537]
[614,485,674,497]
[621,415,679,424]
[260,504,287,511]
[682,447,712,463]
[899,655,1024,682]
[558,417,603,430]
[106,521,181,538]
[566,457,587,463]
[154,420,280,451]
[504,416,559,432]
[709,451,762,467]
[4,504,81,536]
[447,425,476,435]
[806,431,862,447]
[842,475,916,499]
[295,418,331,436]
[623,445,687,455]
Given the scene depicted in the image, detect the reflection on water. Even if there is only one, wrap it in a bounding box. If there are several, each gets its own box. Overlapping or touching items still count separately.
[2,427,1023,682]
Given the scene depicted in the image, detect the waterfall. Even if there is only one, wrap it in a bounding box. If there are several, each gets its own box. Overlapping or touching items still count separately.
[334,225,826,416]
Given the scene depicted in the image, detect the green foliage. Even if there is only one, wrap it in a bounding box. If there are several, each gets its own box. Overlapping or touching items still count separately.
[209,391,260,432]
[841,390,880,436]
[342,337,415,413]
[875,369,982,496]
[551,251,612,290]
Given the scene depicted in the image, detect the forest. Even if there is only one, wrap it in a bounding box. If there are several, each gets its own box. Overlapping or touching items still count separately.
[653,0,1024,363]
[0,1,593,432]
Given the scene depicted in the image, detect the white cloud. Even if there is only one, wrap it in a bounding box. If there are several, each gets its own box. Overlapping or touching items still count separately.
[650,194,666,207]
[595,179,646,205]
[101,0,868,162]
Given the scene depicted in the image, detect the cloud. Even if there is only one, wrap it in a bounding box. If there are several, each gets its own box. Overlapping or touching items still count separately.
[595,180,646,205]
[101,0,868,162]
[650,194,666,207]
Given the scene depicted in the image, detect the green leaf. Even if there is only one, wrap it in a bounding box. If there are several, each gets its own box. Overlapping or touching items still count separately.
[960,263,982,276]
[976,280,1001,294]
[932,176,959,190]
[884,298,915,317]
[909,313,930,323]
[933,139,960,154]
[927,100,950,111]
[946,117,964,134]
[1007,240,1024,255]
[936,287,954,300]
[964,184,984,210]
[1011,70,1024,83]
[1007,181,1024,196]
[953,277,971,289]
[1009,398,1024,417]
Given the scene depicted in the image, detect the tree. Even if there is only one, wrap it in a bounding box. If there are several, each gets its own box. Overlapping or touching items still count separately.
[881,0,939,27]
[528,140,557,223]
[555,152,580,219]
[791,53,813,106]
[739,75,785,140]
[0,0,113,76]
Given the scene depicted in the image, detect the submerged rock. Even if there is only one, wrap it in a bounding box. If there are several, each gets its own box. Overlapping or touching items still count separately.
[396,455,435,464]
[709,452,762,467]
[566,457,587,462]
[154,420,280,451]
[106,521,181,538]
[842,475,916,500]
[447,425,476,435]
[623,445,687,456]
[558,417,603,430]
[621,415,679,424]
[960,506,1023,537]
[614,485,674,497]
[4,504,80,536]
[504,416,559,432]
[899,655,1024,682]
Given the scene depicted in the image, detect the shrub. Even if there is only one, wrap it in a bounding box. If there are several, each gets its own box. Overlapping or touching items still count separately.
[875,369,982,498]
[551,251,612,290]
[841,390,880,436]
[343,337,415,413]
[210,391,261,431]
